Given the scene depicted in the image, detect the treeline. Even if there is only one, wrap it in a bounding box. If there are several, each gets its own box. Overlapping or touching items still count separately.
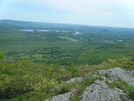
[0,27,134,66]
[0,50,80,101]
[1,49,134,101]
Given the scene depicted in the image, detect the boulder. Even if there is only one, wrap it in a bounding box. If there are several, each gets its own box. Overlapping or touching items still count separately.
[45,68,134,101]
[50,77,84,91]
[79,80,131,101]
[66,77,84,84]
[93,68,134,87]
[45,89,77,101]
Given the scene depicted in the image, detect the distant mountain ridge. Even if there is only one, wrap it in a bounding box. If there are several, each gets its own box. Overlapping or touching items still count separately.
[0,19,134,32]
[0,19,34,27]
[0,19,83,28]
[0,23,25,31]
[1,19,134,29]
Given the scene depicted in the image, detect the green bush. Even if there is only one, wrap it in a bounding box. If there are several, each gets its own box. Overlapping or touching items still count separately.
[0,50,4,60]
[0,57,58,100]
[65,66,80,77]
[102,57,134,70]
[106,79,134,99]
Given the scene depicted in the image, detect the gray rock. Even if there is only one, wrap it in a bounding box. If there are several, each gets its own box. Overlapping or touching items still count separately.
[46,68,134,101]
[93,68,134,87]
[80,80,132,101]
[80,80,108,98]
[45,92,70,101]
[66,77,84,84]
[51,77,84,91]
[130,70,134,76]
[45,89,77,101]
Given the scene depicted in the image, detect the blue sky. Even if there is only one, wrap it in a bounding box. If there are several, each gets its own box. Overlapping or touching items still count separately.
[0,0,134,28]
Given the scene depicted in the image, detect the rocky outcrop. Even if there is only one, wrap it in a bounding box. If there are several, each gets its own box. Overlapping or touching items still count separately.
[50,77,84,91]
[79,80,131,101]
[93,68,134,87]
[45,89,77,101]
[45,68,134,101]
[65,77,84,84]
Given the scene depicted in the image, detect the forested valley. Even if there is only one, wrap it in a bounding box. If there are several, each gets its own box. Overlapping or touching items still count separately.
[0,20,134,101]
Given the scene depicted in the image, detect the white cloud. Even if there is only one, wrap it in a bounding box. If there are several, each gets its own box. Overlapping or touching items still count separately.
[7,1,134,9]
[6,0,42,6]
[42,0,134,27]
[52,0,134,18]
[9,0,134,18]
[2,0,134,27]
[8,0,134,9]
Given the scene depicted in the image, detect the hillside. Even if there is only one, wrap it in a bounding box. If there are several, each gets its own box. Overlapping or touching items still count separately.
[0,19,83,28]
[46,68,134,101]
[0,50,134,101]
[0,19,134,101]
[0,20,134,66]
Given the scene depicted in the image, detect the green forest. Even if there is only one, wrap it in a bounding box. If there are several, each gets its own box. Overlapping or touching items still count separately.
[0,20,134,101]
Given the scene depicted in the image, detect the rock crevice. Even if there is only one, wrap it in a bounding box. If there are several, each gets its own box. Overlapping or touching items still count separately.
[45,68,134,101]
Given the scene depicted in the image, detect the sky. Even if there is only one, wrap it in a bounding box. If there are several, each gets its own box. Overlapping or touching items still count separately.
[0,0,134,28]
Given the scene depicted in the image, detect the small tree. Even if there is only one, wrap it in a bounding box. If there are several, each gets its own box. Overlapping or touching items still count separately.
[0,50,4,60]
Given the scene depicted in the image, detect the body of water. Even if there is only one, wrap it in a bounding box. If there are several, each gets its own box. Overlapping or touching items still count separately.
[19,29,34,32]
[19,29,81,35]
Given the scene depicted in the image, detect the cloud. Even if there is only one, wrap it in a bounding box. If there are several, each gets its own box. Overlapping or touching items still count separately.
[9,0,134,18]
[46,0,134,17]
[6,0,45,7]
[1,0,134,27]
[42,0,134,27]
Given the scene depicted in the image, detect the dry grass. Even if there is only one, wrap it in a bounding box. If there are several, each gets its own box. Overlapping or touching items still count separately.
[79,64,102,76]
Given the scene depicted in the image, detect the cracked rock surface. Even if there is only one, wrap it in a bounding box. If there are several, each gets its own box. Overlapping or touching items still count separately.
[93,68,134,87]
[79,80,131,101]
[45,68,134,101]
[45,89,77,101]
